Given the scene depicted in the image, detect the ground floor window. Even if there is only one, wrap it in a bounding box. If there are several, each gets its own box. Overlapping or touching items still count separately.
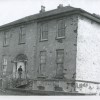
[39,51,46,76]
[2,55,7,75]
[56,49,64,78]
[56,63,63,76]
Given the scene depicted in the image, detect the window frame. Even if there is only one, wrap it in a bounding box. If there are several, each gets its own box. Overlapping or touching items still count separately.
[3,31,9,47]
[40,22,48,41]
[19,26,26,44]
[40,51,46,64]
[39,50,47,75]
[2,55,7,75]
[56,49,64,64]
[56,49,64,77]
[56,18,66,39]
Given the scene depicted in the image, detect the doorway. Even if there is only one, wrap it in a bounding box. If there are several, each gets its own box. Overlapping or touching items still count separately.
[12,54,28,88]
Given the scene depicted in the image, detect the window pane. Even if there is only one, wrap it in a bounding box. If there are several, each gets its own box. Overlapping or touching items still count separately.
[40,51,46,64]
[40,23,48,40]
[58,20,65,29]
[62,29,65,37]
[58,20,62,29]
[2,56,7,75]
[40,64,46,75]
[40,56,46,63]
[4,58,7,65]
[42,23,48,31]
[56,49,64,63]
[61,20,65,29]
[58,30,62,37]
[56,63,63,76]
[39,51,46,75]
[42,31,48,40]
[19,27,26,43]
[3,56,7,65]
[3,32,9,46]
[21,33,26,43]
[57,19,65,38]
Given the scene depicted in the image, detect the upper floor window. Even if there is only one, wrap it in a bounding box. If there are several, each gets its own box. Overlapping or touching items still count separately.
[19,27,26,44]
[40,23,48,41]
[3,32,9,47]
[57,19,65,39]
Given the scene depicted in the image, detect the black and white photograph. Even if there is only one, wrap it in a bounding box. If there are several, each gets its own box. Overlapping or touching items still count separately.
[0,0,100,97]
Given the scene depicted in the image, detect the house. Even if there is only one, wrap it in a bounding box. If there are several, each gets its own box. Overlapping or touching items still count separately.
[0,4,100,95]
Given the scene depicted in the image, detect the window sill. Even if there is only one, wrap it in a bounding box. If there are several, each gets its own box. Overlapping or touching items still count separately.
[53,74,65,79]
[18,42,25,45]
[3,45,9,47]
[55,36,66,40]
[39,39,48,42]
[37,74,47,79]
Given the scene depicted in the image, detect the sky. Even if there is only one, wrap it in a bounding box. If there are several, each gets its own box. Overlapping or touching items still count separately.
[0,0,100,26]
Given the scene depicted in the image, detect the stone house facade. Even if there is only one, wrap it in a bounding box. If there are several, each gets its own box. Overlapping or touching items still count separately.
[0,5,100,95]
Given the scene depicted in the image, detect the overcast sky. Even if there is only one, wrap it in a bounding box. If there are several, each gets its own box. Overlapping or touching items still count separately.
[0,0,100,26]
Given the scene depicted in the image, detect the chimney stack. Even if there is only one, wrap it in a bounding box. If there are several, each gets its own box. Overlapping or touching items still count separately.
[57,4,63,9]
[40,5,45,13]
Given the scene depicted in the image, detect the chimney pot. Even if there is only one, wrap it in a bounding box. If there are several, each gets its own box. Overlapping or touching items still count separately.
[57,4,63,9]
[40,5,45,13]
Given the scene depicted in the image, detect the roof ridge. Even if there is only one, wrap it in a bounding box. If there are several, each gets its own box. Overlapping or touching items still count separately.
[0,6,77,28]
[0,6,100,30]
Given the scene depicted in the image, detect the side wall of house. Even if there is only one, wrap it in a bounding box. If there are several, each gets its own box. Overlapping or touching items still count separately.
[76,15,100,94]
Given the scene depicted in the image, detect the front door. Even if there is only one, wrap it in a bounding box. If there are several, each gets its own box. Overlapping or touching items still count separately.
[17,62,26,79]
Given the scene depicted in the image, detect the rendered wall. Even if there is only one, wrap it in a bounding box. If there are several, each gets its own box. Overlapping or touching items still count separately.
[76,15,100,94]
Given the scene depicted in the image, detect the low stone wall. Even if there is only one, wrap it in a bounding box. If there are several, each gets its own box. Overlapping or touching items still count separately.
[32,79,100,95]
[75,81,100,95]
[1,77,100,95]
[32,79,75,92]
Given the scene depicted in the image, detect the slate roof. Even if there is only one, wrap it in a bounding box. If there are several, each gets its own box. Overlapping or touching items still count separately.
[0,6,100,30]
